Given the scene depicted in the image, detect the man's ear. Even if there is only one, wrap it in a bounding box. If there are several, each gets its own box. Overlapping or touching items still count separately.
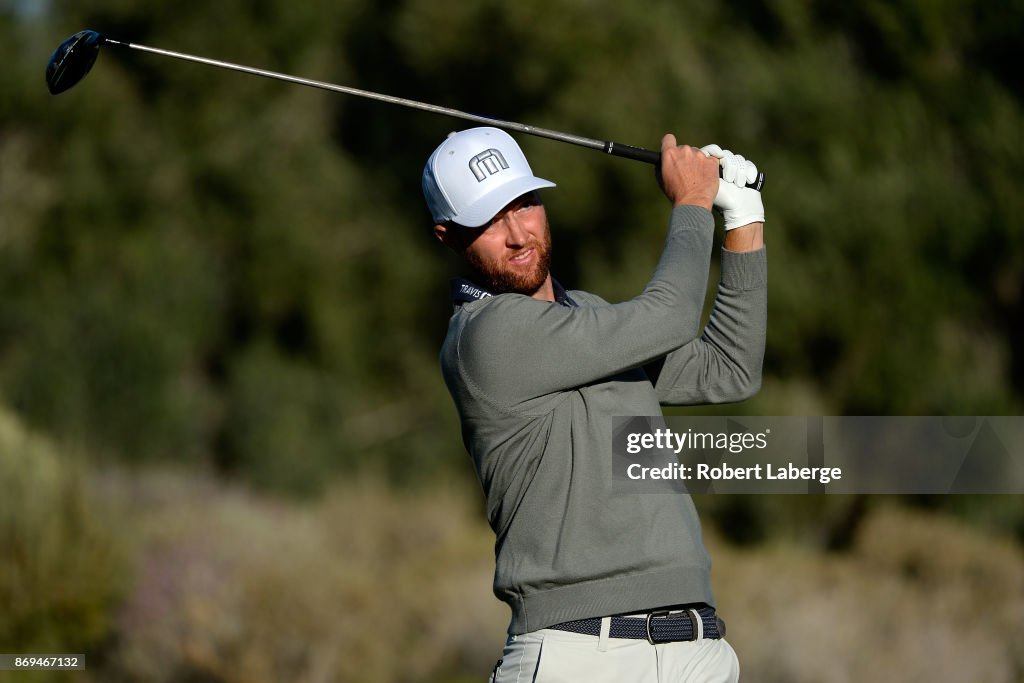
[435,222,474,252]
[433,223,450,246]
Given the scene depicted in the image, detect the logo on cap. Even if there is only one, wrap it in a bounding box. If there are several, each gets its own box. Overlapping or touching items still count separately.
[469,149,509,182]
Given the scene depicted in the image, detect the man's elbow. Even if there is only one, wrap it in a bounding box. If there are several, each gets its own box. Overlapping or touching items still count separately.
[715,364,763,403]
[732,372,762,402]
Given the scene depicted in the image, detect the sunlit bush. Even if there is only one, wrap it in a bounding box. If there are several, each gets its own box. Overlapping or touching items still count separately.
[0,408,125,676]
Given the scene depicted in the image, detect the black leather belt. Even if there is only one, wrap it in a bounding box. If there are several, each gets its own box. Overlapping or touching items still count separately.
[548,606,724,644]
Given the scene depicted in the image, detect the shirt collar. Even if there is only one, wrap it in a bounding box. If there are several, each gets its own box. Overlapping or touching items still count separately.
[450,277,577,307]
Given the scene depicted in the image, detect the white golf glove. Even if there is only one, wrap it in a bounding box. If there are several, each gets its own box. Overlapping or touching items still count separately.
[701,144,765,230]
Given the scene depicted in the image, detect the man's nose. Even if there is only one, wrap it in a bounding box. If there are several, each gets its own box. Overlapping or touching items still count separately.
[502,214,528,246]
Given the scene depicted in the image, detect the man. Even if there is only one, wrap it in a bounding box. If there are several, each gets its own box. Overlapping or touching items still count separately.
[423,126,766,682]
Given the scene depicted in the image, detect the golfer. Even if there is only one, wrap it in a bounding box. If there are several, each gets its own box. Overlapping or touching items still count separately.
[424,127,766,682]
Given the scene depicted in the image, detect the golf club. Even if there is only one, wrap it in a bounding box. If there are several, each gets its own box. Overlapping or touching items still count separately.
[47,29,764,191]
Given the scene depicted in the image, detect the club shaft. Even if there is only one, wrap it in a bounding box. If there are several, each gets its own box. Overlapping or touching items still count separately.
[99,36,764,190]
[103,38,608,152]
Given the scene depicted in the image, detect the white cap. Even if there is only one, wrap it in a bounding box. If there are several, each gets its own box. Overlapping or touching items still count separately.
[422,127,556,228]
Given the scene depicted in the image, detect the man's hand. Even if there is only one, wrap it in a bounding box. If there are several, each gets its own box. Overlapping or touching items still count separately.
[657,134,719,210]
[701,144,765,231]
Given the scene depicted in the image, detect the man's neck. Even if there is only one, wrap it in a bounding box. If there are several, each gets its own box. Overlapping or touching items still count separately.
[451,274,576,307]
[531,274,555,302]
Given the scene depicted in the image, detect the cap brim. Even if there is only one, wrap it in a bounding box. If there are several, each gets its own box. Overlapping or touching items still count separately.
[453,176,557,228]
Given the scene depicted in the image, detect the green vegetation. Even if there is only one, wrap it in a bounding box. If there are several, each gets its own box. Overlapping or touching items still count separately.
[0,408,124,682]
[1,1,1023,680]
[2,1,1021,488]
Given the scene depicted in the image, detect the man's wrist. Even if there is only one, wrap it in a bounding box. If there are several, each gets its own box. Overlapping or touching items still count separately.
[723,222,764,252]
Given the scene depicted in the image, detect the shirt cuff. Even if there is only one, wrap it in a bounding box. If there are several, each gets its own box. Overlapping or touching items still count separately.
[669,204,715,234]
[720,245,767,290]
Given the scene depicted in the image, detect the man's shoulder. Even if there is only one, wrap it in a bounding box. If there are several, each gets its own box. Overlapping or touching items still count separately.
[565,289,608,307]
[446,289,606,340]
[447,292,539,337]
[440,295,544,398]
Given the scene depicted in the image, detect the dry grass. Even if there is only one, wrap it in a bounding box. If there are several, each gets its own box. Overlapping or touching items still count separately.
[709,504,1024,683]
[96,468,507,683]
[98,471,1023,683]
[3,403,1022,682]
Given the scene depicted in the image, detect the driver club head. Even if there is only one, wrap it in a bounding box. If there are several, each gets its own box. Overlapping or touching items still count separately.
[46,30,104,95]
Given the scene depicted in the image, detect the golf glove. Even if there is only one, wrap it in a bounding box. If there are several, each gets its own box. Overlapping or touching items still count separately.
[701,144,765,230]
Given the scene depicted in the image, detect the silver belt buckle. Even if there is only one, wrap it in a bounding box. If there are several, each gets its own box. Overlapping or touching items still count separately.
[645,610,670,644]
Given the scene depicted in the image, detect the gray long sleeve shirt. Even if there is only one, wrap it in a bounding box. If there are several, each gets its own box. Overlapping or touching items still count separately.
[440,205,767,634]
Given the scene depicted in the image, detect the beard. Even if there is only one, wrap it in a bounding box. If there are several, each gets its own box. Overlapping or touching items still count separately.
[465,223,553,297]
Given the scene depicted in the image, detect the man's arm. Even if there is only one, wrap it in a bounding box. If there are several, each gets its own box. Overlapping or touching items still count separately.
[649,145,768,404]
[648,241,767,404]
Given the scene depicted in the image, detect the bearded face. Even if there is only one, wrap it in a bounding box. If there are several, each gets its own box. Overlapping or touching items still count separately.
[444,192,553,299]
[464,216,552,296]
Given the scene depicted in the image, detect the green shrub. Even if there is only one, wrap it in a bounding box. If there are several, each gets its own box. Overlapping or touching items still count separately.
[0,407,125,677]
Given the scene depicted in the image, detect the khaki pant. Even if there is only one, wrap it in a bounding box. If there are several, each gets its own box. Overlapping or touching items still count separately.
[489,620,740,683]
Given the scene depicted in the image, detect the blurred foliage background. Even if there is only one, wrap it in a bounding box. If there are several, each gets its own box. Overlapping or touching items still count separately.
[1,0,1023,681]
